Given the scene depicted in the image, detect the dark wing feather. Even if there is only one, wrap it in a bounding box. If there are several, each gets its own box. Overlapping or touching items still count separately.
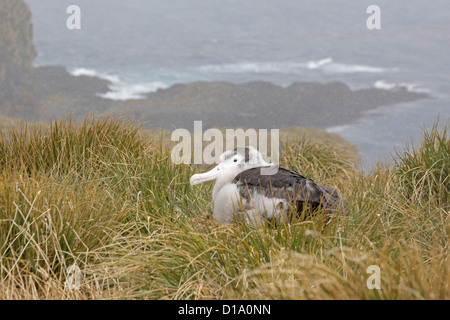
[232,166,347,214]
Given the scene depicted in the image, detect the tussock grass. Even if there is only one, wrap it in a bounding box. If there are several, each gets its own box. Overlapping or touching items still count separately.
[0,116,448,299]
[395,120,449,208]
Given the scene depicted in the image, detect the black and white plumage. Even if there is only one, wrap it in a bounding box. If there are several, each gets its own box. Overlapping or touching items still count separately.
[190,147,347,226]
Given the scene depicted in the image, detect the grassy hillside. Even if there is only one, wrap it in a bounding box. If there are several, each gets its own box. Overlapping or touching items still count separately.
[0,116,448,299]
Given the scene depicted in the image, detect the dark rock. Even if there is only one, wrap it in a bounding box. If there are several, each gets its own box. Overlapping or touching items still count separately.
[112,80,430,130]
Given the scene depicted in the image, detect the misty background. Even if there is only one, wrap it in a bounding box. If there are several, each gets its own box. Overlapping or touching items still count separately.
[2,0,449,169]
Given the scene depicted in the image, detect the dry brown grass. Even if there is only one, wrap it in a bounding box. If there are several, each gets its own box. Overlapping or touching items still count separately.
[0,116,448,299]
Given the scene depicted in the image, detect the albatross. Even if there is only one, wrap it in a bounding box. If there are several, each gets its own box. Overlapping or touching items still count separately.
[190,147,348,226]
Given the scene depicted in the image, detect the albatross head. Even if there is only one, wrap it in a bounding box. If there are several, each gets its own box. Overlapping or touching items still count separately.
[190,147,270,198]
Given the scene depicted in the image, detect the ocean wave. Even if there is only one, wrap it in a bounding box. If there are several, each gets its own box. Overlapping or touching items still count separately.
[197,58,388,75]
[374,80,397,90]
[323,63,386,74]
[71,68,121,84]
[307,57,333,69]
[197,62,305,74]
[374,80,431,94]
[70,67,169,100]
[98,81,168,100]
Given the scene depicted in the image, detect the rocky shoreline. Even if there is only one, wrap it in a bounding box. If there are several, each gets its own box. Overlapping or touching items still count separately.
[33,65,431,130]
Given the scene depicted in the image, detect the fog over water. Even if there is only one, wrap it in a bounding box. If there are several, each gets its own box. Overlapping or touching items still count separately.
[26,0,450,169]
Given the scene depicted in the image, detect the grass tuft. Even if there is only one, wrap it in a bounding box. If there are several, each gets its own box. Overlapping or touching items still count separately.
[0,116,448,299]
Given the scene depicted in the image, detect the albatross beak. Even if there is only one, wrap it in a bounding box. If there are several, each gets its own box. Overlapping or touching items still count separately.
[190,164,222,186]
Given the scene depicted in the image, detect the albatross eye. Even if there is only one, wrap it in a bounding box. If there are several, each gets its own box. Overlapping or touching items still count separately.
[233,159,237,162]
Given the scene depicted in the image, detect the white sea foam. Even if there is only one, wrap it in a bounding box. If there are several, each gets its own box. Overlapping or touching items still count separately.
[307,57,333,69]
[197,62,306,74]
[68,61,396,102]
[374,80,431,94]
[70,67,169,100]
[374,80,397,90]
[98,81,168,100]
[323,63,386,74]
[197,58,388,75]
[71,68,121,84]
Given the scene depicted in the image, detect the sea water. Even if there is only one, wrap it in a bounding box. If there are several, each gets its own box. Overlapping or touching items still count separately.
[25,0,450,169]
